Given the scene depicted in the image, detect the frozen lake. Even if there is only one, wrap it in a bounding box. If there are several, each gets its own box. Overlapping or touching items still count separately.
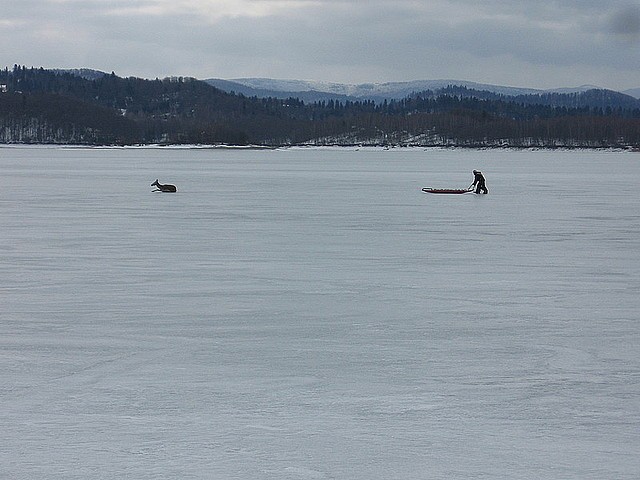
[1,146,639,479]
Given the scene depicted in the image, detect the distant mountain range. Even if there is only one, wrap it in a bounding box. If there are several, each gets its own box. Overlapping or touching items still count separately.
[625,87,640,99]
[3,66,639,147]
[204,77,640,103]
[56,69,640,102]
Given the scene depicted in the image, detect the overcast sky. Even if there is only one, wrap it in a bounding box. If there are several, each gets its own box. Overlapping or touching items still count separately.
[2,0,639,90]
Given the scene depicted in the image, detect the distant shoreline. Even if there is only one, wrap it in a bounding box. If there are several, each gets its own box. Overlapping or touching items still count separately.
[1,143,635,152]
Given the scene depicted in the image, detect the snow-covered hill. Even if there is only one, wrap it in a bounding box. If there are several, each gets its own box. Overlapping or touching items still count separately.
[55,69,639,100]
[227,78,544,97]
[205,77,622,102]
[623,87,640,99]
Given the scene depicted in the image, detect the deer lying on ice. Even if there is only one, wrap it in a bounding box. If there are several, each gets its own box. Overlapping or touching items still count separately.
[151,179,177,193]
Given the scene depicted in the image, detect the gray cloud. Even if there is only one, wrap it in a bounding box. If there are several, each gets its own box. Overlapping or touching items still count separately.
[1,0,638,90]
[610,5,640,38]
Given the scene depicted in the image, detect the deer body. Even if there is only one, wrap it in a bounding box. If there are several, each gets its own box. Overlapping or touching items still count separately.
[151,179,177,193]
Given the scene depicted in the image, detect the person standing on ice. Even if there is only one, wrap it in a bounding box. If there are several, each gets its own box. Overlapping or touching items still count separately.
[471,170,488,194]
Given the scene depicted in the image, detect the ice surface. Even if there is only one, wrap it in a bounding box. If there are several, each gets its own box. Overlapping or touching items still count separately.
[1,146,639,479]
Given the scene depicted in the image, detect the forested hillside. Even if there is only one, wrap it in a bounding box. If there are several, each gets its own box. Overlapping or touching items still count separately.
[1,66,639,147]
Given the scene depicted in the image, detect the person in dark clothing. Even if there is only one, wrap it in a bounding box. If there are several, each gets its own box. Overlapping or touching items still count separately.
[471,170,488,194]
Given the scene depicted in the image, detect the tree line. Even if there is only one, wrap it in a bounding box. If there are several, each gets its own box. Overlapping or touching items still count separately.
[1,65,639,147]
